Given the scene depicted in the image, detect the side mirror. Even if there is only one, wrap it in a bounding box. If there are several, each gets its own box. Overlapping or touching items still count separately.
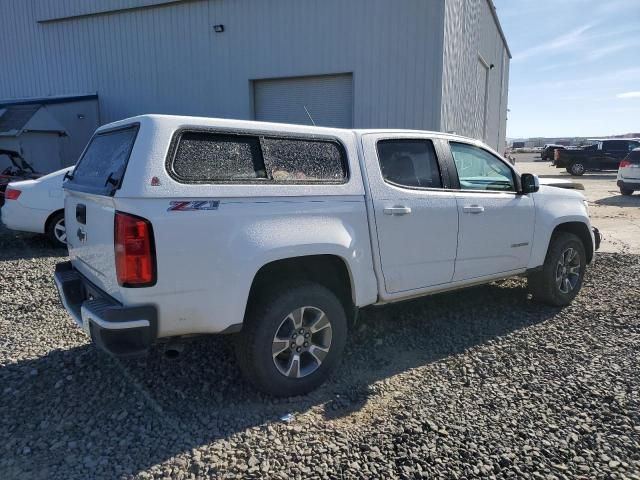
[521,173,539,194]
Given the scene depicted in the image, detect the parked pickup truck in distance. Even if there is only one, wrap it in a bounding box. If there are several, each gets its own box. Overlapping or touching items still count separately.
[541,144,565,161]
[54,115,600,396]
[554,139,640,176]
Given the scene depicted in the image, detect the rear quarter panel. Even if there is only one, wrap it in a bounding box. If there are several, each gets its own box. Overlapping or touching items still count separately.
[115,196,377,337]
[109,116,377,337]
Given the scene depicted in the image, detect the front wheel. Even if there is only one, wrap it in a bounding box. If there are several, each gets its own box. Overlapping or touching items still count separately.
[235,281,347,396]
[567,162,586,176]
[528,232,586,307]
[620,187,634,196]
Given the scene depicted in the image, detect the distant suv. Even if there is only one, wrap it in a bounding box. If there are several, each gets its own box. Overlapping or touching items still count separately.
[54,115,599,396]
[618,148,640,195]
[554,139,640,176]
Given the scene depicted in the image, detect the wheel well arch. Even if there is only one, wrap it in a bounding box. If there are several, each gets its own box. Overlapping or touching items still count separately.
[551,221,593,263]
[248,255,355,314]
[45,209,65,233]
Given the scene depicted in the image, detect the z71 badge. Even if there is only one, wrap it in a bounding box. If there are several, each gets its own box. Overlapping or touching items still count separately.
[168,200,220,211]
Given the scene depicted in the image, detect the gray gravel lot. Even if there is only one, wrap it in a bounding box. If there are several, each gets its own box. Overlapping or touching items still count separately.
[1,224,639,479]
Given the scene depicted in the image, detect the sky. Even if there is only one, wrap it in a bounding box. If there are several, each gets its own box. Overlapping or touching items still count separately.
[493,0,640,139]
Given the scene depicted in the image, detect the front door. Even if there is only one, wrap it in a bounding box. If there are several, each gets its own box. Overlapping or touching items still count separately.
[447,141,535,281]
[362,135,459,294]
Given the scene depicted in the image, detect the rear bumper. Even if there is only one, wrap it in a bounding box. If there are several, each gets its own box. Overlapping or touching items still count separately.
[54,261,157,356]
[617,179,640,190]
[0,201,47,234]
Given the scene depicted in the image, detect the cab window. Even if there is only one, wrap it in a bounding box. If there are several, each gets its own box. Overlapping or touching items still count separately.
[376,139,442,189]
[450,142,515,192]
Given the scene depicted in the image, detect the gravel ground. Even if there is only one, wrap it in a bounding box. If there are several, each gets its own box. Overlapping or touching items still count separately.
[1,224,639,480]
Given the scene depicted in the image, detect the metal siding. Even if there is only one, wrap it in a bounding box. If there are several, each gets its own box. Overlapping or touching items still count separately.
[1,0,445,130]
[34,0,186,22]
[440,0,509,151]
[254,74,353,128]
[46,100,100,164]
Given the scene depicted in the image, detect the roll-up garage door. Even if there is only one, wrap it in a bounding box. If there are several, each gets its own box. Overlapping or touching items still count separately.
[253,73,353,128]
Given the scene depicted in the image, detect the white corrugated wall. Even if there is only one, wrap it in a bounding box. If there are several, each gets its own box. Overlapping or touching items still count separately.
[0,0,446,130]
[440,0,510,151]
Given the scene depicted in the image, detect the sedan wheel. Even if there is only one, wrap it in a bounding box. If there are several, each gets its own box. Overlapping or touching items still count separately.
[53,218,67,244]
[47,212,67,248]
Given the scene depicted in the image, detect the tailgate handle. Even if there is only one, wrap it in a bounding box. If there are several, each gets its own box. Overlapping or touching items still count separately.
[76,204,86,224]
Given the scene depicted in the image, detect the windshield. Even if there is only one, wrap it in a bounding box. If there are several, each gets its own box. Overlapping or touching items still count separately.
[66,125,138,195]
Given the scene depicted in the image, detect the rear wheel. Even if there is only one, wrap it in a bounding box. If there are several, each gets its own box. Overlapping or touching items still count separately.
[235,281,347,396]
[46,212,66,248]
[567,162,586,176]
[528,232,586,307]
[620,187,634,196]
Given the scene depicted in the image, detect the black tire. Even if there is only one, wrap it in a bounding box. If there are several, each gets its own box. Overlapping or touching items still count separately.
[46,211,67,248]
[528,232,586,307]
[567,162,586,176]
[620,187,634,196]
[235,281,347,397]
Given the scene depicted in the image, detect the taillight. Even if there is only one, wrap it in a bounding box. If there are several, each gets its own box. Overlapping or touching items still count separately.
[619,159,631,168]
[4,188,21,200]
[114,211,156,287]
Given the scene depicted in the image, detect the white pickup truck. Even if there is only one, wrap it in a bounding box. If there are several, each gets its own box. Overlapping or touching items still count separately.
[55,115,600,396]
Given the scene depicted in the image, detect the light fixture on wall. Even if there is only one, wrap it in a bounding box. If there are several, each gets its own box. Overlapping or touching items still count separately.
[213,24,225,33]
[490,64,495,70]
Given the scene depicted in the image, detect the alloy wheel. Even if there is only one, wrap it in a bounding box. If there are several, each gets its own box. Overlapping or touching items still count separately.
[571,163,585,175]
[272,306,332,379]
[54,218,67,244]
[556,247,580,294]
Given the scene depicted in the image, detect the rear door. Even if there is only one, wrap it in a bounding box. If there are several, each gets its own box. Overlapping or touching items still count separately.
[64,124,139,300]
[361,134,458,294]
[445,141,535,281]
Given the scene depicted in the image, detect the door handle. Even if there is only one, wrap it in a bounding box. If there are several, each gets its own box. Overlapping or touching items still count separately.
[383,206,412,216]
[463,205,484,214]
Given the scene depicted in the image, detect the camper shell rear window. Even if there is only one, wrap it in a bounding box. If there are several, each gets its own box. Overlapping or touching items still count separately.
[167,129,348,184]
[65,124,139,195]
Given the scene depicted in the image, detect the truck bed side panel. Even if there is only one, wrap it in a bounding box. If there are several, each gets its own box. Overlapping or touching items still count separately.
[114,195,378,337]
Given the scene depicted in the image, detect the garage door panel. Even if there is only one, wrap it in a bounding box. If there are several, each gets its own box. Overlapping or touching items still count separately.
[254,74,353,128]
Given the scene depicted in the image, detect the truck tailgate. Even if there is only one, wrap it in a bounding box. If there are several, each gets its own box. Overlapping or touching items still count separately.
[62,124,139,302]
[65,189,122,301]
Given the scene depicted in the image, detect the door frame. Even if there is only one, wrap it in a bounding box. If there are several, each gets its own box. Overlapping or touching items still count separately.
[359,132,461,302]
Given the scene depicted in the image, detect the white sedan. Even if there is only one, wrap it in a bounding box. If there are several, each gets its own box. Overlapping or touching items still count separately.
[1,167,72,247]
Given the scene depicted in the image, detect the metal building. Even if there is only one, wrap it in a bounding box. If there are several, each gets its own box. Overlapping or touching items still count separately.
[0,0,510,158]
